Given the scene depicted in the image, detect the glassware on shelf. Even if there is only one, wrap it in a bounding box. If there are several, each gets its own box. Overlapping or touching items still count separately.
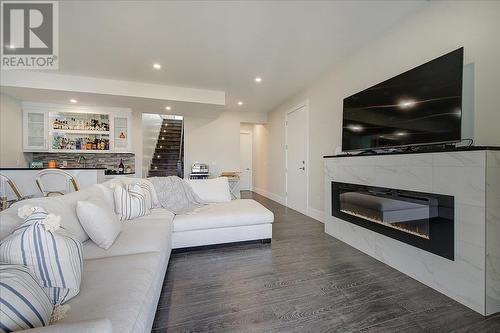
[52,134,110,151]
[51,113,110,132]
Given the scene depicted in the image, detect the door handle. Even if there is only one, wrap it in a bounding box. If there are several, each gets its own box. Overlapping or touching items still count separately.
[245,168,250,171]
[299,167,305,171]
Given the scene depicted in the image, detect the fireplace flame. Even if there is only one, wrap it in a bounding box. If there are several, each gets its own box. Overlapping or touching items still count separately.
[340,209,430,240]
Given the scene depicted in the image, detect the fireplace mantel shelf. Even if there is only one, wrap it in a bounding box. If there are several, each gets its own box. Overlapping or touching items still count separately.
[323,145,499,159]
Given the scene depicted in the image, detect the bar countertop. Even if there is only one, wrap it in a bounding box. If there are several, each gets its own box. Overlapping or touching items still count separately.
[0,167,107,170]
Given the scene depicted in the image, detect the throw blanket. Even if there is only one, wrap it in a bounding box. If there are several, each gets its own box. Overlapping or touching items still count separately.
[148,176,206,214]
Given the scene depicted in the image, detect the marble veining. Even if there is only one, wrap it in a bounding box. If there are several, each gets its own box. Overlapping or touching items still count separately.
[486,151,500,315]
[324,150,499,315]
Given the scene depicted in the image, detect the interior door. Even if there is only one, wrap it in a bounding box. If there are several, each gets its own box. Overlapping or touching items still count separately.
[286,105,308,214]
[239,131,252,190]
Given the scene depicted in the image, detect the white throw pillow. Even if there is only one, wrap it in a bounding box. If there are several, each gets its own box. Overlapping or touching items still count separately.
[0,264,54,331]
[94,184,116,208]
[0,207,83,305]
[186,177,232,203]
[113,184,150,221]
[76,200,122,250]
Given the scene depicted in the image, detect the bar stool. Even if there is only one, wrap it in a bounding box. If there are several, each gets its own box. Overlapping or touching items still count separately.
[35,169,79,197]
[0,174,24,210]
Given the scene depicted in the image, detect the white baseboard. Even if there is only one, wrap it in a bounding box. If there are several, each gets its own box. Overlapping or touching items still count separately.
[252,187,286,205]
[307,207,325,223]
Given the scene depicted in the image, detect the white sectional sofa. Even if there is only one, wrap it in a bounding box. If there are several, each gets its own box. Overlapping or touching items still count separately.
[0,178,274,333]
[173,199,274,249]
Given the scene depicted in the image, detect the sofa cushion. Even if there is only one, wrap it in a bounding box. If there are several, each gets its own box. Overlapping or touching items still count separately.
[6,184,112,243]
[173,199,274,232]
[83,209,174,260]
[59,252,166,333]
[18,319,112,333]
[0,207,23,241]
[186,177,231,203]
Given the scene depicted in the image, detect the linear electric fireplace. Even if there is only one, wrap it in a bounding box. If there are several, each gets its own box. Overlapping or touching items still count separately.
[332,182,454,260]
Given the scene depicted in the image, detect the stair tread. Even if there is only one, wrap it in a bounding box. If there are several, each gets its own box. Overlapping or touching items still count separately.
[150,119,183,178]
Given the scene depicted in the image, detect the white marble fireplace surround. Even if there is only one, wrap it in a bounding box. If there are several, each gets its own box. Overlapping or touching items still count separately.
[324,149,500,316]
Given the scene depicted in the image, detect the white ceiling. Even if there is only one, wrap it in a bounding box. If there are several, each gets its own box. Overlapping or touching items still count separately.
[36,1,428,113]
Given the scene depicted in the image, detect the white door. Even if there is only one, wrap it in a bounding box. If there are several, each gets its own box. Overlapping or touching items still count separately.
[240,131,252,190]
[286,105,308,214]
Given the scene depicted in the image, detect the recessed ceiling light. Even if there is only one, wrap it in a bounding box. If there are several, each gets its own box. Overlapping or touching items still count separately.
[165,106,172,111]
[69,99,78,104]
[237,101,243,106]
[254,77,262,83]
[153,63,161,70]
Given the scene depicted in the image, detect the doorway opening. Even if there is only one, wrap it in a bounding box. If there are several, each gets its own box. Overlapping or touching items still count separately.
[240,125,253,191]
[142,114,184,178]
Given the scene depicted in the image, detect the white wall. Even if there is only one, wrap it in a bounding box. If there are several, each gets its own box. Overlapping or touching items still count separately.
[0,94,267,179]
[0,93,29,167]
[184,111,266,177]
[141,113,163,177]
[255,1,500,216]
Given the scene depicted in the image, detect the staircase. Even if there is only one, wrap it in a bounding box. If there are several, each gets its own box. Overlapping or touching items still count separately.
[148,118,184,177]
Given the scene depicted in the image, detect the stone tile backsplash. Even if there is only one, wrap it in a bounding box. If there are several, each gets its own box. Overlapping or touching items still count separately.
[31,153,135,171]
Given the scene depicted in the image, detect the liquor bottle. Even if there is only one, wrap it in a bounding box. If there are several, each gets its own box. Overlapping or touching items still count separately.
[118,159,124,174]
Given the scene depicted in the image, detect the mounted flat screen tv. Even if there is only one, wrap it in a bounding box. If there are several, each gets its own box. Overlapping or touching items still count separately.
[342,48,463,152]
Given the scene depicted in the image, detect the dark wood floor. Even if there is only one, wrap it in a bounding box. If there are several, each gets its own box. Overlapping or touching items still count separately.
[152,191,500,332]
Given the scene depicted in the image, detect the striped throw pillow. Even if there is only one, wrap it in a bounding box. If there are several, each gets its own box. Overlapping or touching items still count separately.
[0,264,54,332]
[113,184,150,221]
[0,207,83,305]
[137,180,157,209]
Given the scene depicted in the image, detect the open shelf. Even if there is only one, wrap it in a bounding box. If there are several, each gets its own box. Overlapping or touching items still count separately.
[49,149,112,153]
[50,129,110,135]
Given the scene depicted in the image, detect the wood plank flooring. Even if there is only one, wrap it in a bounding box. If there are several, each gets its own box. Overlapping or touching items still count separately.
[152,191,500,332]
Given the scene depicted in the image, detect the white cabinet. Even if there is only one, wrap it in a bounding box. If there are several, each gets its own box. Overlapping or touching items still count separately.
[112,114,132,152]
[22,103,132,153]
[23,110,48,151]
